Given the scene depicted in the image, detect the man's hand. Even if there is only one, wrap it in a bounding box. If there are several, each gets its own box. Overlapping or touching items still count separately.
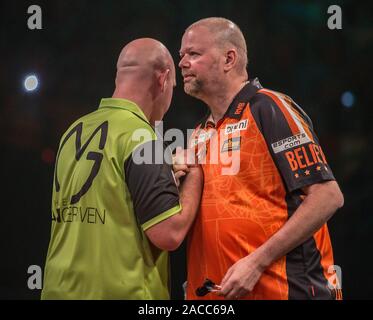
[173,147,197,186]
[218,252,265,300]
[218,180,344,299]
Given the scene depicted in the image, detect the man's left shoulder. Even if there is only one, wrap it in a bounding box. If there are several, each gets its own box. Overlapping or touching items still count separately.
[250,87,294,108]
[250,87,311,124]
[246,88,285,121]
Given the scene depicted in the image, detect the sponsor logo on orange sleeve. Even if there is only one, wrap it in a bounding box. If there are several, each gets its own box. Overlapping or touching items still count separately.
[285,143,328,171]
[272,133,311,153]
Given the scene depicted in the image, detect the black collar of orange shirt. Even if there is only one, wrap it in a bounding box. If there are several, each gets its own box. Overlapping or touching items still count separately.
[198,77,263,129]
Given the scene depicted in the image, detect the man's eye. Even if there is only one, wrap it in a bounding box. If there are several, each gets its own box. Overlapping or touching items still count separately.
[190,52,199,56]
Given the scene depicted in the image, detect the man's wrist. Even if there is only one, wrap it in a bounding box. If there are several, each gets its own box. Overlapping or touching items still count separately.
[186,165,203,183]
[250,245,273,272]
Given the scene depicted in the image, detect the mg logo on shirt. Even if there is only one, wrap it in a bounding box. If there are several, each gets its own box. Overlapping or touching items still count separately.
[224,119,248,134]
[54,121,108,205]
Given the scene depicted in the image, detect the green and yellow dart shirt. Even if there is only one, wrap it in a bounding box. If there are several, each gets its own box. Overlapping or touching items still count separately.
[41,98,181,299]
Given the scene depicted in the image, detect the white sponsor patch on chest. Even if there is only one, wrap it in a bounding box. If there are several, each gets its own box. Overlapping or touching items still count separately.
[224,119,248,134]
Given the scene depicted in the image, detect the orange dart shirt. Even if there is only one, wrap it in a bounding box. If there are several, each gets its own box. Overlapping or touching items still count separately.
[186,78,342,300]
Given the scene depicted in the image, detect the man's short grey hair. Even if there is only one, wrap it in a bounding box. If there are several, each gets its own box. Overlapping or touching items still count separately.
[186,17,248,76]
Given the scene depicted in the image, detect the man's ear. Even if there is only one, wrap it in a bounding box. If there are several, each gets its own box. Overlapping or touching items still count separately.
[223,49,237,72]
[159,69,170,92]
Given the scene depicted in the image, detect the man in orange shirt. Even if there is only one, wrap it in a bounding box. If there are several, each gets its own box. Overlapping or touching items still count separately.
[176,17,344,300]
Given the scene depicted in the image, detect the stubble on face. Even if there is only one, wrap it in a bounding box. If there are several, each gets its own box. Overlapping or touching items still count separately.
[183,56,221,99]
[180,24,225,100]
[184,77,203,97]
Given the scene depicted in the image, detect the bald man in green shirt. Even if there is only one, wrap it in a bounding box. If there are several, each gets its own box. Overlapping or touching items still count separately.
[42,38,203,299]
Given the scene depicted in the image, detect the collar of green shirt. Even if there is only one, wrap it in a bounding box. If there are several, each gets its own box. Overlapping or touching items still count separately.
[98,98,149,124]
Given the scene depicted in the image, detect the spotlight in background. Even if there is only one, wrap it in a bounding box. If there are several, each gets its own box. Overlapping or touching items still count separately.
[24,74,39,92]
[341,91,355,108]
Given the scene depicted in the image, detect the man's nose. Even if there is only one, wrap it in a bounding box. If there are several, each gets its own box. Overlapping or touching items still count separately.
[178,55,190,69]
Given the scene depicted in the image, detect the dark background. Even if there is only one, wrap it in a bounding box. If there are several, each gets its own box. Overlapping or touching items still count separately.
[1,0,372,299]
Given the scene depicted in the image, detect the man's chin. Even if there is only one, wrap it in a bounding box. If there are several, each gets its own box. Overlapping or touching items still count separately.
[184,83,200,98]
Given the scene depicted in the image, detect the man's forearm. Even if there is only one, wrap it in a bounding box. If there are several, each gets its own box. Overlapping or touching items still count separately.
[170,166,203,242]
[253,181,344,270]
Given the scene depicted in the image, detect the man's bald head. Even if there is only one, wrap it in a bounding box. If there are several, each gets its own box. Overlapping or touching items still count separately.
[116,38,174,83]
[185,18,248,76]
[113,38,176,124]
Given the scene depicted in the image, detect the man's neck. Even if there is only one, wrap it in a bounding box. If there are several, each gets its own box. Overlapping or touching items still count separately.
[206,80,249,124]
[112,87,153,122]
